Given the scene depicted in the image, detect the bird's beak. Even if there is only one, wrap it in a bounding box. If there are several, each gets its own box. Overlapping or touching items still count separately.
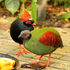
[32,23,36,26]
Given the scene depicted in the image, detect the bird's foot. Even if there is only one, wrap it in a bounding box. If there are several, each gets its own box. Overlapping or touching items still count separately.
[14,51,24,56]
[30,61,39,65]
[43,61,50,67]
[22,48,30,54]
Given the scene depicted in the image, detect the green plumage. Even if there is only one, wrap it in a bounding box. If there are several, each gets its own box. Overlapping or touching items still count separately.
[23,27,63,55]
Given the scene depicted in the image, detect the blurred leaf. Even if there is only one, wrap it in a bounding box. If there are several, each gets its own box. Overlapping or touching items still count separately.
[21,0,26,3]
[5,0,20,15]
[63,3,70,9]
[0,0,3,2]
[60,12,70,19]
[54,0,70,3]
[7,17,16,24]
[33,0,37,2]
[31,0,37,24]
[19,0,37,24]
[54,0,70,5]
[19,1,25,17]
[54,0,59,5]
[65,18,68,21]
[26,5,31,10]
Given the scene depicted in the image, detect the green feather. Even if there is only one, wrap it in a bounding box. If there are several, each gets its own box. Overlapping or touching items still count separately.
[23,27,63,55]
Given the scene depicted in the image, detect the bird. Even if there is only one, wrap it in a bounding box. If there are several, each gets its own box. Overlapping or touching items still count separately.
[10,10,35,56]
[18,27,63,67]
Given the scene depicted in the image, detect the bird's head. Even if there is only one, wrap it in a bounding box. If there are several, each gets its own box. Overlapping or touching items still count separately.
[20,10,36,26]
[23,18,35,26]
[18,30,31,40]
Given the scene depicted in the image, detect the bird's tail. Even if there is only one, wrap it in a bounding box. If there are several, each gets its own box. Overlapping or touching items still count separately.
[59,42,64,48]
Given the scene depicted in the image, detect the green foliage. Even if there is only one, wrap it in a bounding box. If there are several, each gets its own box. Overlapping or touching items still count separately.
[21,0,26,3]
[7,17,17,24]
[60,12,70,20]
[19,2,25,17]
[54,0,70,20]
[54,0,59,5]
[5,0,20,15]
[63,3,70,9]
[54,0,70,4]
[31,0,37,24]
[0,0,3,2]
[54,0,70,9]
[0,0,38,24]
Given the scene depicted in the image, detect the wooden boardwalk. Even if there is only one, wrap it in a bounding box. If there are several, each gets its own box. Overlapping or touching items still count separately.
[0,27,70,70]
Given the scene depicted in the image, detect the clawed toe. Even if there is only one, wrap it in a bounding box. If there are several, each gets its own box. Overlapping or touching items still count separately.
[22,49,30,54]
[43,62,50,67]
[14,51,24,56]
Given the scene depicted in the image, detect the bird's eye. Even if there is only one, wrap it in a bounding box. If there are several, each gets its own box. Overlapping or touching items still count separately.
[24,21,29,25]
[23,20,34,26]
[25,21,28,24]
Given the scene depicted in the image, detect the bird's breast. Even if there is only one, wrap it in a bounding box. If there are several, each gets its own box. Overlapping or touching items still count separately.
[24,38,56,55]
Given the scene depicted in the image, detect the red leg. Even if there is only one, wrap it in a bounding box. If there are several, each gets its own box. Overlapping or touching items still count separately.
[14,44,23,56]
[22,48,30,54]
[30,55,44,65]
[44,53,51,67]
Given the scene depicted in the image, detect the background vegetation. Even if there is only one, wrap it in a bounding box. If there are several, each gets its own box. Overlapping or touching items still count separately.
[0,0,70,27]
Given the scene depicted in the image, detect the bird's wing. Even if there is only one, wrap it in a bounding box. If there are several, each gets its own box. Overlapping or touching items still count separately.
[38,31,62,47]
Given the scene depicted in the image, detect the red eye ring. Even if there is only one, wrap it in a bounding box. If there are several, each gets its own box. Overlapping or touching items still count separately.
[24,33,28,36]
[27,20,32,24]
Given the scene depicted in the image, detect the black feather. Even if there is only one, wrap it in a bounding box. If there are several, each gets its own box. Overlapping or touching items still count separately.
[10,18,34,44]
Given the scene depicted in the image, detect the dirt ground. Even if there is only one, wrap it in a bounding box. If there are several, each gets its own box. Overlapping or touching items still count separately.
[0,26,70,70]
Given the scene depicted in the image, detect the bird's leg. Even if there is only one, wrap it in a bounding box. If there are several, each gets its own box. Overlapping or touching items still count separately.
[43,53,51,67]
[30,55,44,65]
[14,44,30,56]
[14,44,23,56]
[22,48,30,54]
